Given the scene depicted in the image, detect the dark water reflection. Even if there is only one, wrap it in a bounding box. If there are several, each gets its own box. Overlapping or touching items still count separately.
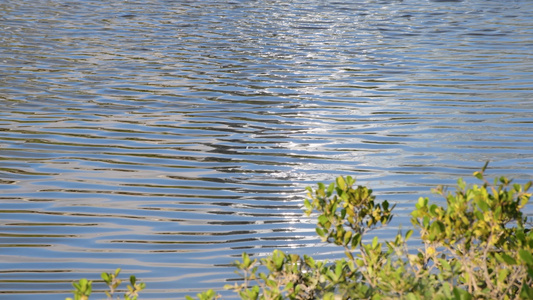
[1,0,532,298]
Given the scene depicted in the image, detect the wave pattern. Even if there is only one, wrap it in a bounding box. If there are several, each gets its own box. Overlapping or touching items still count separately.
[1,0,532,298]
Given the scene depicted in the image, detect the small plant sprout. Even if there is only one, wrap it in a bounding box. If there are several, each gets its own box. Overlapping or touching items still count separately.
[66,268,145,300]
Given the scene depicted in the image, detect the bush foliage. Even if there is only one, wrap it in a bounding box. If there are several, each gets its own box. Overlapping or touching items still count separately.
[191,165,532,300]
[68,165,532,299]
[66,268,145,300]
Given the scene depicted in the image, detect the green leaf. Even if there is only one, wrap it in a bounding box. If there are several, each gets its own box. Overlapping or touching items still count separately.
[520,282,533,299]
[457,178,466,190]
[453,287,472,300]
[481,161,489,172]
[318,215,328,227]
[130,275,136,286]
[416,197,426,209]
[327,182,335,196]
[406,293,419,300]
[336,176,346,191]
[344,230,352,247]
[474,211,484,221]
[498,269,510,284]
[519,250,533,265]
[477,200,489,212]
[304,199,311,210]
[345,250,354,261]
[323,292,335,300]
[423,216,429,229]
[352,233,361,248]
[429,221,444,238]
[346,176,355,186]
[405,229,413,240]
[355,259,364,267]
[429,204,438,216]
[372,236,378,249]
[438,258,451,271]
[496,253,517,265]
[525,181,532,191]
[383,200,389,211]
[243,252,251,267]
[79,278,88,287]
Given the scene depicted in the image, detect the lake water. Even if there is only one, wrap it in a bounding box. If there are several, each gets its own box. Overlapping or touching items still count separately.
[1,0,532,298]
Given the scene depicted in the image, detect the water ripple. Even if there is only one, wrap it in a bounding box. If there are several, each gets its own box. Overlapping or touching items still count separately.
[1,0,533,298]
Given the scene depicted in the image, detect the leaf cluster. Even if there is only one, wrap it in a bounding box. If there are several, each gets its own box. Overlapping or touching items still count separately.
[66,166,531,300]
[66,268,145,300]
[191,166,532,299]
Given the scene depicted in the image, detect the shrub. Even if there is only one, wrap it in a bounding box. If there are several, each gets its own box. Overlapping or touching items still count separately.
[191,164,532,299]
[66,268,145,300]
[67,165,532,299]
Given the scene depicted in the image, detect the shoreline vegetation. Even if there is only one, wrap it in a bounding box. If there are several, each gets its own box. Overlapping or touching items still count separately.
[67,164,532,300]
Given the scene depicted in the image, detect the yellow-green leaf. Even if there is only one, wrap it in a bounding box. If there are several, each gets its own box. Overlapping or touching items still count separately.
[519,250,533,265]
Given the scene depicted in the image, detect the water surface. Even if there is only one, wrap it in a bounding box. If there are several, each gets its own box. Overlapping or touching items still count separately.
[1,0,532,298]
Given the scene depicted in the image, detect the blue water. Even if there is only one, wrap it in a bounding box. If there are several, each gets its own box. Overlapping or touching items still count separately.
[1,0,532,298]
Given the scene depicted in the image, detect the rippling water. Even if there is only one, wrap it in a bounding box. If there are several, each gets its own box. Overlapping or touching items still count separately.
[1,0,532,298]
